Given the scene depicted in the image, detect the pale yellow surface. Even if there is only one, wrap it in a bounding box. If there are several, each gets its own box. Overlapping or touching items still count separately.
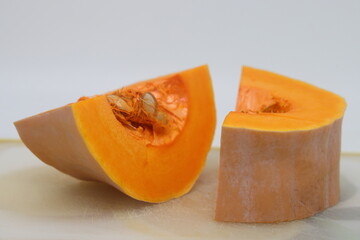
[1,142,360,239]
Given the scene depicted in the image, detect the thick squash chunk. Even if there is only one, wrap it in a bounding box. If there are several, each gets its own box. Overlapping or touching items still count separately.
[216,67,346,222]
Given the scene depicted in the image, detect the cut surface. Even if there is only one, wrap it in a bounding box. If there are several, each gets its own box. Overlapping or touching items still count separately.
[226,66,346,131]
[72,66,216,202]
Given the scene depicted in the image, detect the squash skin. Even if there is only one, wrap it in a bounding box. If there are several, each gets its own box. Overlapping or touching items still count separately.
[14,65,216,203]
[14,105,119,187]
[216,118,342,223]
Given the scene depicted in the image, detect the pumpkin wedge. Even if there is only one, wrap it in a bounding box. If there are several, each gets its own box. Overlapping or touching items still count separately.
[14,65,216,203]
[215,66,346,223]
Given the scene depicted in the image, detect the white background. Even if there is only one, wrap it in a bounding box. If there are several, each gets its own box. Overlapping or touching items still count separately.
[1,0,359,151]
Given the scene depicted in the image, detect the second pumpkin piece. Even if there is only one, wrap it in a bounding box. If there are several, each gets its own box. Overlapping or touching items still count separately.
[216,67,346,223]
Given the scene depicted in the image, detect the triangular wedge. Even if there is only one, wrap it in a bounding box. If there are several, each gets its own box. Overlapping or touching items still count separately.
[15,65,216,203]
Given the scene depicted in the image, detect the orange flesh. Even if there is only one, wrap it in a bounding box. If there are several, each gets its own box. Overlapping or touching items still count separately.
[226,66,346,131]
[72,66,216,202]
[79,76,188,146]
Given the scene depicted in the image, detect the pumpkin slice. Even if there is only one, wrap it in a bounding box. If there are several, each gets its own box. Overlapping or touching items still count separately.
[215,66,346,223]
[14,65,216,203]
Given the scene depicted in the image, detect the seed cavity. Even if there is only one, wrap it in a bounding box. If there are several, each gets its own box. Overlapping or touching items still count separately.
[106,91,169,132]
[237,86,291,114]
[104,76,187,146]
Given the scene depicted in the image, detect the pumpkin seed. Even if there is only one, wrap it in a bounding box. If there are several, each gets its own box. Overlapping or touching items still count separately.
[142,92,157,116]
[107,95,133,113]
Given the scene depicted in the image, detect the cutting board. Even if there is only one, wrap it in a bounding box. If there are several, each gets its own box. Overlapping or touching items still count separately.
[1,142,359,239]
